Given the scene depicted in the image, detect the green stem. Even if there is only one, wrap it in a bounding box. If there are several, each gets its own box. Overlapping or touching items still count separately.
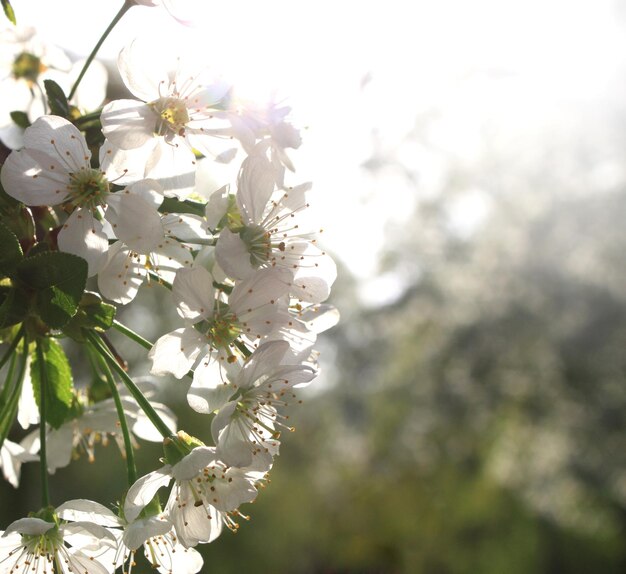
[112,320,154,351]
[234,339,252,358]
[72,109,103,126]
[90,344,137,485]
[87,332,174,440]
[147,271,172,290]
[0,324,24,374]
[0,350,24,451]
[0,351,17,409]
[35,338,50,507]
[68,0,133,101]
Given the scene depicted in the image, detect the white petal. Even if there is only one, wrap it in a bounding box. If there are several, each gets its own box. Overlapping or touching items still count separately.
[215,228,255,280]
[237,341,289,389]
[100,138,150,184]
[125,467,173,523]
[24,116,90,167]
[133,402,177,442]
[97,242,147,304]
[101,98,156,150]
[187,356,234,414]
[151,241,193,283]
[236,154,276,225]
[204,184,229,230]
[46,424,75,473]
[17,358,39,429]
[57,499,123,527]
[57,208,108,276]
[124,516,170,551]
[145,137,196,199]
[173,266,215,322]
[127,178,164,208]
[65,548,113,574]
[4,517,54,536]
[301,304,341,333]
[289,242,337,303]
[117,38,167,102]
[0,441,27,488]
[171,446,216,481]
[229,267,291,312]
[210,468,257,512]
[107,189,164,253]
[162,213,208,242]
[0,147,71,205]
[149,328,205,378]
[148,539,204,574]
[166,487,222,547]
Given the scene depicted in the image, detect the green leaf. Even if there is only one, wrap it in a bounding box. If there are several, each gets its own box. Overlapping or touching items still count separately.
[17,251,87,329]
[63,292,116,341]
[159,196,206,217]
[0,179,19,212]
[0,287,29,329]
[0,220,23,276]
[26,242,51,258]
[9,110,30,129]
[1,0,16,24]
[43,79,70,119]
[31,338,74,429]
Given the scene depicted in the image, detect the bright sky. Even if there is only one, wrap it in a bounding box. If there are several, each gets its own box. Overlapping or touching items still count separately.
[13,0,626,303]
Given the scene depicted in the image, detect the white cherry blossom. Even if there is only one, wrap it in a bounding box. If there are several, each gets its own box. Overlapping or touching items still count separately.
[100,38,233,198]
[0,514,115,574]
[149,266,292,382]
[124,443,261,548]
[97,210,204,304]
[0,116,164,276]
[36,387,176,474]
[216,153,337,303]
[209,340,317,470]
[57,498,203,574]
[0,436,38,488]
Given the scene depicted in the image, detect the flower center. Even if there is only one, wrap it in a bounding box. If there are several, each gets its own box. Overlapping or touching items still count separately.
[151,97,190,137]
[67,168,110,210]
[12,52,44,83]
[22,528,61,557]
[240,225,271,268]
[206,303,241,349]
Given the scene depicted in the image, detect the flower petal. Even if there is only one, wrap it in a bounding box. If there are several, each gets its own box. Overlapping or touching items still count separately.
[125,467,173,523]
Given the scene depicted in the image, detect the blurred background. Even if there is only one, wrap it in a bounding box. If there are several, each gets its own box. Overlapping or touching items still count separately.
[2,0,626,572]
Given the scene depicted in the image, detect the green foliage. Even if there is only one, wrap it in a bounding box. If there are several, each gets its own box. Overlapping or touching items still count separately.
[159,196,206,217]
[0,220,23,276]
[0,287,28,328]
[17,251,87,329]
[63,292,116,341]
[43,79,70,119]
[1,0,15,24]
[31,338,75,429]
[9,110,30,129]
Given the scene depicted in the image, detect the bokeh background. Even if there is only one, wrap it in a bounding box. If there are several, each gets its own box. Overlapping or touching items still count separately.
[2,0,626,572]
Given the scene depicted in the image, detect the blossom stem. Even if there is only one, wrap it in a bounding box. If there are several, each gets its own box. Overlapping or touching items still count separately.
[68,0,133,100]
[234,339,252,358]
[73,109,103,126]
[0,324,24,373]
[35,338,50,507]
[87,332,174,440]
[112,320,154,351]
[0,351,21,451]
[92,345,138,485]
[147,271,172,290]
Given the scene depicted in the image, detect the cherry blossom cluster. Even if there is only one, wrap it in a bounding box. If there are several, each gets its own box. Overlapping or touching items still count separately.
[0,1,337,572]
